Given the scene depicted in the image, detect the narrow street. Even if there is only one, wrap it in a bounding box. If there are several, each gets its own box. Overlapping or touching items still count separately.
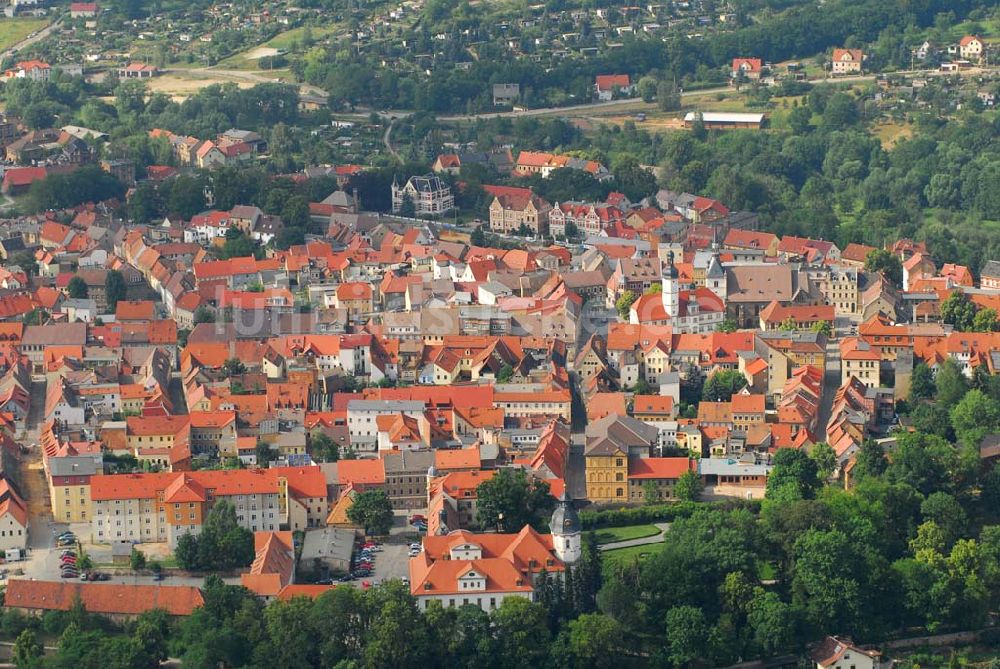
[17,379,56,571]
[815,336,841,438]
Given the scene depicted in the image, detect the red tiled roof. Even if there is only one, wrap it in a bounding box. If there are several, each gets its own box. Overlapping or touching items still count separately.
[628,457,694,479]
[4,580,204,617]
[595,74,630,90]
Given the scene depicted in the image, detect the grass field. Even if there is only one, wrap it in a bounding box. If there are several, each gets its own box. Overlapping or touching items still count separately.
[0,17,49,52]
[219,25,338,69]
[601,543,660,569]
[592,524,661,545]
[872,120,914,148]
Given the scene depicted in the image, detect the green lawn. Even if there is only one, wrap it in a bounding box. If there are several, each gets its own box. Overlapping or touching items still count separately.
[601,543,659,569]
[592,524,661,545]
[0,17,49,52]
[266,25,335,50]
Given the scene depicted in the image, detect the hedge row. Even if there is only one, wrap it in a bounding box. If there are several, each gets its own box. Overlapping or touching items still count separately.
[579,499,761,529]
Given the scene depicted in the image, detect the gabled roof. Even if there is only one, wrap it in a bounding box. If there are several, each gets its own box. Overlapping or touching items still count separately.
[4,580,204,617]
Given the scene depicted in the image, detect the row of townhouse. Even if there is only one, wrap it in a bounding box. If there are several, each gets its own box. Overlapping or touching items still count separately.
[90,466,328,547]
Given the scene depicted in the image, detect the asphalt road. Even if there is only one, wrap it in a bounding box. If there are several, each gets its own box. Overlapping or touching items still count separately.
[347,65,996,124]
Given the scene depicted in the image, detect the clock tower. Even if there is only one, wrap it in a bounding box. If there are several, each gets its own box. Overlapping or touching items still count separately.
[550,489,581,564]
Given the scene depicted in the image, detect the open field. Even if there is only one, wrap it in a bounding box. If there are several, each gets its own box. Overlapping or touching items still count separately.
[219,25,338,70]
[0,17,49,52]
[146,73,258,99]
[601,543,659,568]
[592,524,660,545]
[873,120,915,148]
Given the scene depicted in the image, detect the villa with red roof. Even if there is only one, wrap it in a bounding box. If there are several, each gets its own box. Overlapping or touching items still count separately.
[485,185,552,236]
[411,494,580,613]
[595,74,634,100]
[731,58,763,80]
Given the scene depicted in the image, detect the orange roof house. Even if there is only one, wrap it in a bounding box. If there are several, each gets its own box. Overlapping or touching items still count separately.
[409,526,564,610]
[241,531,295,599]
[731,58,763,78]
[4,580,204,619]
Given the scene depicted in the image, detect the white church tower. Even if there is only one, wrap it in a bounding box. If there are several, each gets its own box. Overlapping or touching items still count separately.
[661,250,680,323]
[550,489,581,564]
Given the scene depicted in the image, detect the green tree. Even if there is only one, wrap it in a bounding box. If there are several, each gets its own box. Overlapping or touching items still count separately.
[715,318,738,333]
[310,431,340,462]
[702,369,748,402]
[821,93,859,130]
[282,196,311,231]
[810,442,837,481]
[104,270,127,312]
[193,306,215,324]
[615,290,637,320]
[810,320,833,337]
[223,358,247,377]
[887,431,962,496]
[642,479,661,504]
[130,547,146,571]
[853,439,888,480]
[746,589,793,656]
[941,291,978,331]
[791,529,866,635]
[787,104,812,134]
[470,224,486,246]
[67,277,89,299]
[950,389,1000,448]
[766,447,820,499]
[657,79,681,111]
[778,316,797,332]
[664,605,709,667]
[909,363,935,402]
[492,597,551,669]
[347,488,394,536]
[255,439,272,465]
[398,193,416,218]
[566,613,624,668]
[165,175,206,219]
[475,468,554,532]
[864,249,902,287]
[175,501,253,571]
[674,469,703,502]
[920,492,967,547]
[497,363,514,383]
[613,157,658,201]
[637,76,657,103]
[935,358,969,408]
[972,307,1000,332]
[13,629,43,669]
[364,586,433,667]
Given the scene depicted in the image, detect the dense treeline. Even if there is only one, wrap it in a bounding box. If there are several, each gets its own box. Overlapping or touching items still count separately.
[299,0,989,113]
[25,166,126,214]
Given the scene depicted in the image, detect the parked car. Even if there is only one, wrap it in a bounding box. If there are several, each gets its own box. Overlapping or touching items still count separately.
[61,571,77,578]
[409,514,426,524]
